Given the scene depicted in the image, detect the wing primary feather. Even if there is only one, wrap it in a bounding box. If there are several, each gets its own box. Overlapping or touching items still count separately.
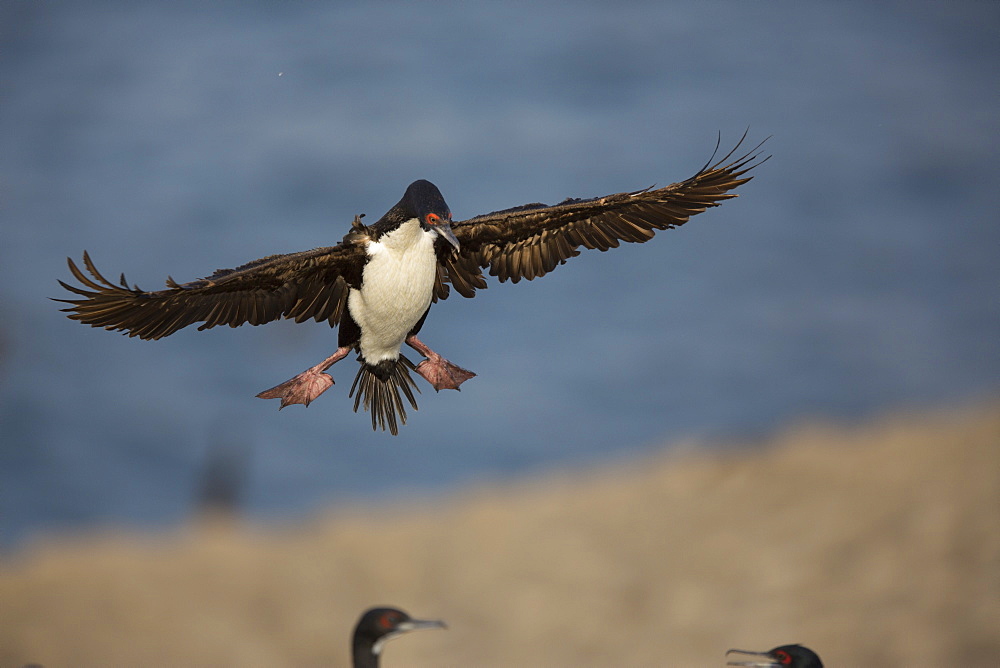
[55,279,96,298]
[82,251,120,290]
[67,257,111,292]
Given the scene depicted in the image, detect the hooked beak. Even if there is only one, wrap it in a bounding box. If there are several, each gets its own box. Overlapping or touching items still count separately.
[397,617,448,633]
[372,617,446,656]
[430,218,461,251]
[726,649,781,666]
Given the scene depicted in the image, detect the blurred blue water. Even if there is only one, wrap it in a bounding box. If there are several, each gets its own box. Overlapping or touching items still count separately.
[2,1,998,548]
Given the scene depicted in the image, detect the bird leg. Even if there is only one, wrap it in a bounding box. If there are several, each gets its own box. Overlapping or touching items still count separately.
[256,346,351,408]
[406,334,476,391]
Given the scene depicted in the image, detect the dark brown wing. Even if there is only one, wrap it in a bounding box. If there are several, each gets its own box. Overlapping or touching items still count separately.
[56,242,367,340]
[443,135,768,294]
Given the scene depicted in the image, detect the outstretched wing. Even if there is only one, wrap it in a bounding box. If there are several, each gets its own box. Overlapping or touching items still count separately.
[56,242,367,340]
[439,134,768,296]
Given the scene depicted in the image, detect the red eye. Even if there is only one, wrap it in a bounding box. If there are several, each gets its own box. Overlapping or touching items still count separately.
[426,213,440,224]
[775,650,791,665]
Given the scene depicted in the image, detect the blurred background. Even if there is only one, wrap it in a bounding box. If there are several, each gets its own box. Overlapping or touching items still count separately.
[1,1,998,665]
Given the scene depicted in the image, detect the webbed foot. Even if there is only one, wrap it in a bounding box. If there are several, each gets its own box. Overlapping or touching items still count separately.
[256,369,334,408]
[256,347,351,409]
[414,355,476,391]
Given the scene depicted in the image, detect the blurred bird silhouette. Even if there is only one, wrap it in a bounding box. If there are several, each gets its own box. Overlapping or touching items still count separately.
[193,442,249,517]
[352,607,446,668]
[727,644,823,668]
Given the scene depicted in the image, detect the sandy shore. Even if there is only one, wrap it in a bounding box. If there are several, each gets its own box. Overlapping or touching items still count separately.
[2,400,998,667]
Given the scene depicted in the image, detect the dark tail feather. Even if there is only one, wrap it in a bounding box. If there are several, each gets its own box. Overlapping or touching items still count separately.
[348,354,421,435]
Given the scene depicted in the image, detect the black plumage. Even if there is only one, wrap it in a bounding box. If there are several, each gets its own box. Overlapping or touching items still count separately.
[727,644,824,668]
[57,135,767,433]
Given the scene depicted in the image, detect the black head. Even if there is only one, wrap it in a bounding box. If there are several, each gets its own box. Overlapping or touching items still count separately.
[726,644,823,668]
[400,179,459,250]
[352,606,446,667]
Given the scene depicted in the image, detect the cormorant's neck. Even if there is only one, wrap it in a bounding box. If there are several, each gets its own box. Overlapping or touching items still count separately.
[352,640,379,668]
[371,200,416,232]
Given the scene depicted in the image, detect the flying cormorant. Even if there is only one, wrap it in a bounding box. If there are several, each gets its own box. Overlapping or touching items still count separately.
[58,135,767,434]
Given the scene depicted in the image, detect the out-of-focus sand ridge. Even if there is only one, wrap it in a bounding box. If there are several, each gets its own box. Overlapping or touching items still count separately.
[2,401,998,667]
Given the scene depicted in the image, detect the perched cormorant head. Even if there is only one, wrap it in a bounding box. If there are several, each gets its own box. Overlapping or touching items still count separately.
[726,644,824,668]
[403,179,460,250]
[352,606,446,665]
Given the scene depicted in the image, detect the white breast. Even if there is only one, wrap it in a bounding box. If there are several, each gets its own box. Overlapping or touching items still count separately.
[347,219,438,363]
